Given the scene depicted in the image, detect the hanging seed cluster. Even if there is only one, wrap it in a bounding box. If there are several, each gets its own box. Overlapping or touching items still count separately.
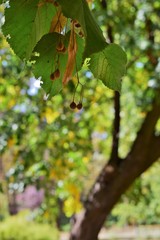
[48,0,84,109]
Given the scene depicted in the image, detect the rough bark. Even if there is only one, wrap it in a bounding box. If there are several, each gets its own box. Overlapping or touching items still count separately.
[70,100,160,240]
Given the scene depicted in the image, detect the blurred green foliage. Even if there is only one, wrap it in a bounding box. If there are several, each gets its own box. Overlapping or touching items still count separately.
[0,211,59,240]
[0,0,160,229]
[0,194,8,220]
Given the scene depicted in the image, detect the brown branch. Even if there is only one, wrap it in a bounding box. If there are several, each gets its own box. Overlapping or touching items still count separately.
[109,91,121,165]
[107,25,114,43]
[71,134,160,240]
[147,135,160,166]
[100,0,107,9]
[127,98,160,160]
[145,17,158,66]
[99,0,121,165]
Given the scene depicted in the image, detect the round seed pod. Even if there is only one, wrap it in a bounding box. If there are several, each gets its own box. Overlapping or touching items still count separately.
[58,45,67,53]
[54,68,60,79]
[53,1,59,7]
[79,31,84,37]
[50,72,55,81]
[56,41,65,52]
[70,101,77,109]
[74,22,81,28]
[50,68,60,81]
[77,102,83,110]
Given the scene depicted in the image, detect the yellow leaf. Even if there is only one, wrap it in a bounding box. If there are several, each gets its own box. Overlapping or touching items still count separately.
[44,211,49,219]
[43,108,59,124]
[66,183,80,198]
[7,99,16,108]
[82,156,89,163]
[50,11,67,33]
[7,138,15,147]
[68,131,75,140]
[49,169,56,179]
[63,196,82,217]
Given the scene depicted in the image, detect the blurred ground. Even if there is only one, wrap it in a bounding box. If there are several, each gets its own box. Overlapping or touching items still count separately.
[60,225,160,240]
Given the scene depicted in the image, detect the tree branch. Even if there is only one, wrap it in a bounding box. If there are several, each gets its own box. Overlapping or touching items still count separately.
[109,91,120,165]
[127,98,160,160]
[100,0,107,9]
[99,0,121,165]
[145,17,158,66]
[70,133,160,240]
[147,135,160,165]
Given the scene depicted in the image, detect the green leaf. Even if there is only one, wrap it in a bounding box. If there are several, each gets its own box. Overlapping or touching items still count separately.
[26,2,56,59]
[89,44,127,92]
[31,32,84,97]
[58,0,107,58]
[31,33,63,97]
[2,0,56,59]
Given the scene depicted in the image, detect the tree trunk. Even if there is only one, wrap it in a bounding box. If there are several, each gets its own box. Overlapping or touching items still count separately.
[69,2,160,238]
[8,191,18,215]
[70,100,160,240]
